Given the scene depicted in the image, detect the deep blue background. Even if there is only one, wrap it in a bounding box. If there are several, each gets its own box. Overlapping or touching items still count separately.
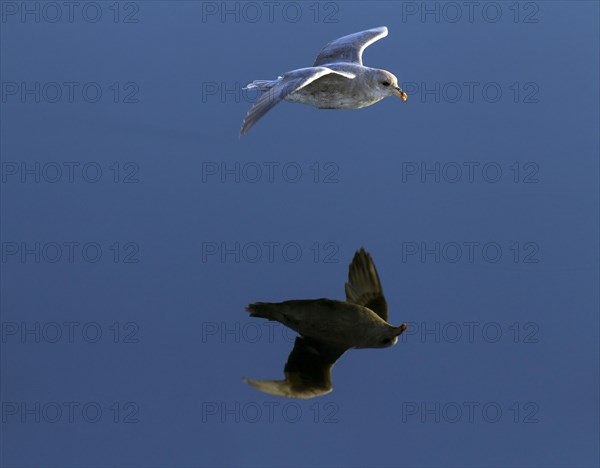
[1,1,598,467]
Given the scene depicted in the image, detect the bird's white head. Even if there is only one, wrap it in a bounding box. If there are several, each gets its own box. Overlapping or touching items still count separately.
[372,69,408,102]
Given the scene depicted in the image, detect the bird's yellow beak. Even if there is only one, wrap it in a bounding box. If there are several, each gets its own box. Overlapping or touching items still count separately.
[394,86,408,102]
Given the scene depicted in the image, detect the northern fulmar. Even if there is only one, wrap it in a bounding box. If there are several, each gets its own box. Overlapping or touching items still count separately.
[243,248,408,398]
[240,27,408,135]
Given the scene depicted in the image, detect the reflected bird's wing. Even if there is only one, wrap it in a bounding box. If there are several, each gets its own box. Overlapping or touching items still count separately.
[344,248,388,321]
[244,337,347,399]
[240,67,355,135]
[313,26,388,66]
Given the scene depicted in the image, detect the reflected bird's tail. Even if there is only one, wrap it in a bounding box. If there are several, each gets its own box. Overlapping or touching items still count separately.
[245,302,280,321]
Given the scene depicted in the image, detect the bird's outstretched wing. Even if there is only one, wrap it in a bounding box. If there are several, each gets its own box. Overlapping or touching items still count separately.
[313,26,388,67]
[344,248,388,321]
[244,337,347,399]
[240,67,355,135]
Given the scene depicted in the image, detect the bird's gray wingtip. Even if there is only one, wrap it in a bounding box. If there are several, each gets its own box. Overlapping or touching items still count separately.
[239,115,251,137]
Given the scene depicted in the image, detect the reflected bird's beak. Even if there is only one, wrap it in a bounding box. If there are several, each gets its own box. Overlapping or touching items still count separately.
[394,86,408,101]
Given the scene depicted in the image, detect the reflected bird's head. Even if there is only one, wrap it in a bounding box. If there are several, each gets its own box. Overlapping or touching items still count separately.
[360,323,408,349]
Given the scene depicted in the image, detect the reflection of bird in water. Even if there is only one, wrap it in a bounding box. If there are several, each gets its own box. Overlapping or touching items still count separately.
[240,26,408,135]
[244,248,408,399]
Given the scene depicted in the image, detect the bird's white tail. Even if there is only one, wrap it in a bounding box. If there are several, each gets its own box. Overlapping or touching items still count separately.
[243,79,277,91]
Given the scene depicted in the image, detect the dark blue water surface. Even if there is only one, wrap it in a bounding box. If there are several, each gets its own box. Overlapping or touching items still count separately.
[1,1,598,466]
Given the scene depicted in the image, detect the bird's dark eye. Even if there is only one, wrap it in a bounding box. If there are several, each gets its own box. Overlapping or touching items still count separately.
[381,81,391,87]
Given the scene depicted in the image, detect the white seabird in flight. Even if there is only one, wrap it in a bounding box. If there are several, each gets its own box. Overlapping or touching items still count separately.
[240,27,408,135]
